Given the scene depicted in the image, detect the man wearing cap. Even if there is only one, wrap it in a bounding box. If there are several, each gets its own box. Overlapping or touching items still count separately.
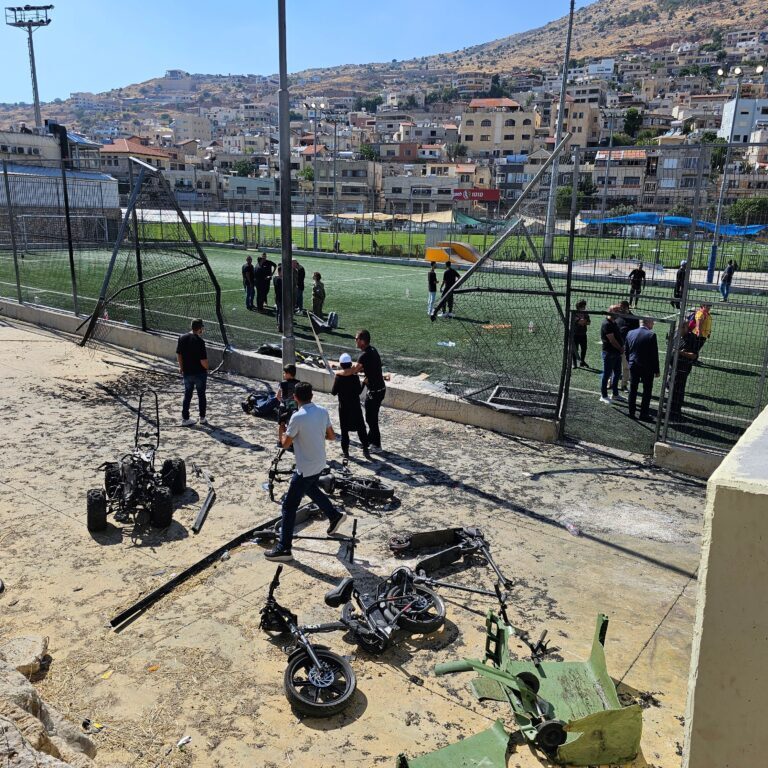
[331,353,370,460]
[672,260,686,309]
[627,262,646,308]
[266,381,346,562]
[336,329,386,449]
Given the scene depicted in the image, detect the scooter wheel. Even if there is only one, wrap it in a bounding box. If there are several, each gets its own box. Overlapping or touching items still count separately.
[284,648,356,717]
[535,719,567,754]
[386,585,445,634]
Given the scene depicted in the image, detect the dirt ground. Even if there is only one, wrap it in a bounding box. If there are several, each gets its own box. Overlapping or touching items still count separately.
[0,318,705,768]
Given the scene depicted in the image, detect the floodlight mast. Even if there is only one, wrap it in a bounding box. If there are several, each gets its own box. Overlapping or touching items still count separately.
[4,5,54,129]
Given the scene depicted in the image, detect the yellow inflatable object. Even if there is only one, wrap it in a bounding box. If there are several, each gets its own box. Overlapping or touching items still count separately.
[425,241,482,265]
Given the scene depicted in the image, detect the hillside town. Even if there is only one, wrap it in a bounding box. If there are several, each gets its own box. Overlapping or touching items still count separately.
[2,26,768,226]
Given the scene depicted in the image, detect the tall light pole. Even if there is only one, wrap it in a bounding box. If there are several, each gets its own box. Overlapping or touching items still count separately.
[277,0,295,364]
[5,4,53,129]
[304,101,325,250]
[708,65,764,282]
[543,0,575,261]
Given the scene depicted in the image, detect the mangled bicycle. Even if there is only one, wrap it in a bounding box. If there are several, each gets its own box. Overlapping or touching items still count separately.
[259,564,445,716]
[267,447,395,507]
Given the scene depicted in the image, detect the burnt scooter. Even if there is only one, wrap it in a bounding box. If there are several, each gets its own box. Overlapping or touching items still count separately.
[260,565,446,717]
[87,390,186,532]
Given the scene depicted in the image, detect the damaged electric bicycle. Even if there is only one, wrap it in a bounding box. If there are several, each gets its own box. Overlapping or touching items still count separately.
[260,564,446,716]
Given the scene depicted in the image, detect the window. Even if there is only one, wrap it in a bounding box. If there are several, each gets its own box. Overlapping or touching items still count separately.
[663,158,678,169]
[659,178,676,188]
[523,118,532,125]
[624,176,640,186]
[412,188,431,196]
[481,119,492,127]
[683,156,698,169]
[391,186,403,194]
[504,119,515,127]
[480,135,491,142]
[504,134,515,141]
[681,177,697,188]
[459,174,470,183]
[236,186,247,194]
[464,134,474,142]
[522,134,530,140]
[438,188,451,195]
[465,119,475,126]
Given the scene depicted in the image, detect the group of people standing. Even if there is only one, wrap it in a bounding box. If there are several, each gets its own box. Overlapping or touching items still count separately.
[427,261,460,317]
[242,255,327,331]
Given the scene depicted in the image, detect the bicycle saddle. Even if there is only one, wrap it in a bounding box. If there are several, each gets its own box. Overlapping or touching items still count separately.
[325,577,354,607]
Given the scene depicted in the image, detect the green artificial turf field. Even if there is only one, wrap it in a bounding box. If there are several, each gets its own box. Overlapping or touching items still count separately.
[2,243,766,455]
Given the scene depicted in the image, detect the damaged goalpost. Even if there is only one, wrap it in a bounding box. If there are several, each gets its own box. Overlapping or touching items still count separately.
[78,158,229,348]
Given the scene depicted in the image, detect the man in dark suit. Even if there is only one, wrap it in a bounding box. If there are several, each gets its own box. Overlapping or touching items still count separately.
[624,318,660,422]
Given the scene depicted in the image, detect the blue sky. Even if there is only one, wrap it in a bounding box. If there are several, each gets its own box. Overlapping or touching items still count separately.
[1,1,593,104]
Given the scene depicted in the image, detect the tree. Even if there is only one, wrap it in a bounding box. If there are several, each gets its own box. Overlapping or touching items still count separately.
[635,129,659,145]
[298,166,314,182]
[404,94,418,109]
[360,143,378,161]
[446,143,468,161]
[729,197,768,224]
[610,132,635,147]
[233,159,254,177]
[556,185,574,216]
[624,108,642,138]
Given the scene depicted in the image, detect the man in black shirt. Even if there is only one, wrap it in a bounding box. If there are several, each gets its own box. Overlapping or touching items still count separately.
[293,259,306,313]
[628,262,646,308]
[615,300,639,392]
[256,254,276,312]
[672,260,686,309]
[242,256,255,310]
[599,305,624,404]
[669,321,698,419]
[427,263,438,316]
[176,318,209,426]
[440,261,460,317]
[331,353,370,460]
[273,265,283,331]
[337,329,386,449]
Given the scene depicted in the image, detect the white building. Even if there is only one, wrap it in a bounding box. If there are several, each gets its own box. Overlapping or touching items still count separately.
[718,98,768,143]
[171,115,213,143]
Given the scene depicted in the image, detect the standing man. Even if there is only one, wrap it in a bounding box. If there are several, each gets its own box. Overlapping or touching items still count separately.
[669,321,698,420]
[672,260,686,309]
[624,318,660,422]
[312,271,326,317]
[440,261,460,317]
[176,319,209,427]
[628,261,646,308]
[257,252,277,311]
[720,260,735,302]
[293,259,306,313]
[571,299,590,368]
[427,262,438,316]
[242,255,255,310]
[615,300,639,393]
[337,329,386,449]
[599,305,624,405]
[273,265,283,331]
[331,353,370,460]
[265,382,346,562]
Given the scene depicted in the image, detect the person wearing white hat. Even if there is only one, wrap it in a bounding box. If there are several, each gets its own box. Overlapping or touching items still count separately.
[331,353,371,460]
[672,260,687,310]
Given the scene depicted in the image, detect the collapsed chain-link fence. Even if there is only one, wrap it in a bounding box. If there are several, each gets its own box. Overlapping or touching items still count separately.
[2,142,768,457]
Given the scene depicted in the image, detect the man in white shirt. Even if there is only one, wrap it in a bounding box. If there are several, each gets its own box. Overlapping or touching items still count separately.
[265,382,346,561]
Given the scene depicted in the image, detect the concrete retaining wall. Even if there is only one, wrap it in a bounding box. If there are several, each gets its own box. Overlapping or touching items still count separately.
[683,404,768,768]
[653,441,724,479]
[0,299,559,443]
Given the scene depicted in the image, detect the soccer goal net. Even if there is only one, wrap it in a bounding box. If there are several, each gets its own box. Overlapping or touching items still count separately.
[78,159,229,348]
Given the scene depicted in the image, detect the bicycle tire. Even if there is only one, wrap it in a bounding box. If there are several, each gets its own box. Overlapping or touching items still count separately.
[385,584,445,634]
[283,648,356,717]
[341,476,394,502]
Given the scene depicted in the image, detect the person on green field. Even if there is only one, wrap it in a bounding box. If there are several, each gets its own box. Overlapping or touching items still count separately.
[628,262,646,308]
[312,272,326,317]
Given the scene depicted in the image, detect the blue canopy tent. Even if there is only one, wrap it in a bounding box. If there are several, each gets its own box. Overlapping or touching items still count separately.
[581,212,767,237]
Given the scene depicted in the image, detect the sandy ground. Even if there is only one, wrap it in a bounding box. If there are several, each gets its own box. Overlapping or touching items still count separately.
[0,318,705,768]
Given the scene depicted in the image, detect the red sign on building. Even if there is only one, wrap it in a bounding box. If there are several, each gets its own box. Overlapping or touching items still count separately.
[452,188,500,202]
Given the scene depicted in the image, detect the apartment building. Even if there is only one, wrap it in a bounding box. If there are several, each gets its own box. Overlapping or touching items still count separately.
[383,162,488,213]
[100,137,170,191]
[719,98,768,143]
[310,158,380,213]
[460,98,540,158]
[551,96,601,148]
[394,121,459,145]
[452,72,492,98]
[171,115,213,143]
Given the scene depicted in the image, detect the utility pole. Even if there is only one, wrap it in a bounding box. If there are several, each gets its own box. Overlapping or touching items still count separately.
[543,0,575,262]
[277,0,295,364]
[5,5,53,130]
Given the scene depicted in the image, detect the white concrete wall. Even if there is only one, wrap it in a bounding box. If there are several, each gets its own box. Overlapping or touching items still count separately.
[683,404,768,767]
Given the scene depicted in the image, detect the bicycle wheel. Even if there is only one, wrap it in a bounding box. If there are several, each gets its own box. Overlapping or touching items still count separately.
[283,648,356,717]
[385,584,445,634]
[343,476,394,502]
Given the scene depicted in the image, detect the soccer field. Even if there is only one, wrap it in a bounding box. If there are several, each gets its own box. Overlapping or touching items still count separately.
[1,244,766,454]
